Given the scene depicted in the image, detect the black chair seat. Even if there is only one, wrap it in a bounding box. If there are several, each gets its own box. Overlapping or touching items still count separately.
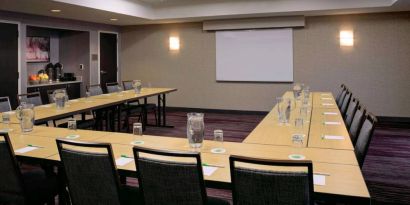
[119,185,141,205]
[22,170,58,204]
[207,196,230,205]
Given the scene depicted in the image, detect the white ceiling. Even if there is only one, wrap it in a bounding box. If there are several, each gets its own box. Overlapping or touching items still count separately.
[0,0,409,26]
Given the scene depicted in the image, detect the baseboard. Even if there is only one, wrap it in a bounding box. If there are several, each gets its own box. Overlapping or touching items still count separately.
[166,107,268,115]
[376,116,410,128]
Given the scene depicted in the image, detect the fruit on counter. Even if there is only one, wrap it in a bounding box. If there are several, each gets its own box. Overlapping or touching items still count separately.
[29,74,40,81]
[29,73,49,84]
[38,73,49,80]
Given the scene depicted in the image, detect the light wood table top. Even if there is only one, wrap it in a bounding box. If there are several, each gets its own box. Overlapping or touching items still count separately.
[244,91,312,146]
[3,87,177,124]
[312,92,338,109]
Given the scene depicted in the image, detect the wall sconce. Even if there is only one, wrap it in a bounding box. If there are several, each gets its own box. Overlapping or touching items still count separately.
[340,30,354,46]
[169,36,180,50]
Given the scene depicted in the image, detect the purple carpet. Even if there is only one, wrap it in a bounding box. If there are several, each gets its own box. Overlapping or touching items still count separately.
[128,111,410,205]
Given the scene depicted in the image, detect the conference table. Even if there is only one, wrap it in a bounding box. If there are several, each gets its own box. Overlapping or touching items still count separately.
[0,90,370,204]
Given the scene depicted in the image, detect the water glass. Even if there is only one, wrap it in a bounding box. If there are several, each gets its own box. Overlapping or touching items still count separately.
[67,118,77,131]
[300,105,309,121]
[133,122,143,136]
[85,91,91,98]
[214,129,223,147]
[16,103,35,133]
[2,112,12,131]
[133,80,142,94]
[294,117,304,134]
[293,83,302,100]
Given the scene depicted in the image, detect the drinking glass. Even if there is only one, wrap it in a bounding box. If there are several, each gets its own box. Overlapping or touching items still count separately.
[67,118,77,131]
[300,105,309,122]
[133,122,143,136]
[131,122,144,145]
[293,83,302,100]
[213,129,225,153]
[187,113,205,148]
[1,112,13,132]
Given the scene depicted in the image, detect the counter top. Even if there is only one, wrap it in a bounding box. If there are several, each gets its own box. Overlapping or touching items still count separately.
[27,80,82,88]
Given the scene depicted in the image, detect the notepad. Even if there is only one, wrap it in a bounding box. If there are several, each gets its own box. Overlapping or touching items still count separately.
[322,103,335,106]
[321,97,333,100]
[324,121,341,125]
[15,146,38,154]
[116,157,134,166]
[323,112,338,115]
[203,166,218,176]
[320,93,331,96]
[314,174,326,186]
[323,135,345,140]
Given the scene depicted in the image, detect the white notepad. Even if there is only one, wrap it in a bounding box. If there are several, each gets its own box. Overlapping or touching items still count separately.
[321,97,333,100]
[314,174,326,186]
[15,146,38,154]
[324,121,341,125]
[203,166,218,176]
[322,103,335,106]
[116,157,134,166]
[323,112,338,115]
[324,135,345,140]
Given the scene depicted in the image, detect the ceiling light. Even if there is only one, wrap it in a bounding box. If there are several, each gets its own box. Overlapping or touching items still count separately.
[110,18,118,21]
[50,9,61,13]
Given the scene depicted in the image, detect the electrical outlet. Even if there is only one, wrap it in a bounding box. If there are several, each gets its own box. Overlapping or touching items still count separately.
[79,64,84,70]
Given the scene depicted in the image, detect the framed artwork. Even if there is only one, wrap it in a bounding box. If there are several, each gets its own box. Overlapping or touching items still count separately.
[26,37,50,62]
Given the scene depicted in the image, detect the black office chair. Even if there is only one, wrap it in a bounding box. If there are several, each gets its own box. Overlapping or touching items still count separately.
[230,155,314,205]
[340,91,352,118]
[133,146,230,205]
[0,96,12,112]
[122,80,158,129]
[106,82,122,93]
[355,113,377,168]
[335,84,346,103]
[344,97,359,129]
[17,92,43,106]
[0,132,58,205]
[56,139,140,205]
[86,84,112,130]
[349,106,366,145]
[336,88,348,109]
[87,84,104,96]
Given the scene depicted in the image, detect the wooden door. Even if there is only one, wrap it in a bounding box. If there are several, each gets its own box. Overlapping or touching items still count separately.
[99,32,117,92]
[0,23,19,109]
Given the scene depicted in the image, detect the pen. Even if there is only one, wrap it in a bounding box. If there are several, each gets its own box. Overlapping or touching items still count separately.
[121,155,133,158]
[314,172,330,176]
[28,144,44,148]
[202,163,225,168]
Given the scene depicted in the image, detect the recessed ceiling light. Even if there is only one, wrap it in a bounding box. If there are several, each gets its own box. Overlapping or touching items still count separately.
[110,18,118,21]
[50,9,61,13]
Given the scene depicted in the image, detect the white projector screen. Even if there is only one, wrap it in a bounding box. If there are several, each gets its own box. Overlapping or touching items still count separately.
[216,29,293,82]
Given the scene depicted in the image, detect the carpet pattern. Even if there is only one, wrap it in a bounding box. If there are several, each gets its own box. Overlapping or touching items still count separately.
[129,111,410,205]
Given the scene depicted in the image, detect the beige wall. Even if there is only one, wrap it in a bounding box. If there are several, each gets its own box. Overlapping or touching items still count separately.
[121,12,410,117]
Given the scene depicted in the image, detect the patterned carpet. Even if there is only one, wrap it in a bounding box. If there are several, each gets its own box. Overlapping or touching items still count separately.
[129,111,410,205]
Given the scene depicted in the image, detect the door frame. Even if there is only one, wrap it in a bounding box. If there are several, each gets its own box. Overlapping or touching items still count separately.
[97,30,119,85]
[0,20,22,94]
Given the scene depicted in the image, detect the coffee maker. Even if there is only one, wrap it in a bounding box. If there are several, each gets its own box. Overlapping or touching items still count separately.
[45,63,55,81]
[54,62,63,81]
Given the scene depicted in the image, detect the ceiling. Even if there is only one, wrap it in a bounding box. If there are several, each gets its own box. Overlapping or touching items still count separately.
[0,0,409,26]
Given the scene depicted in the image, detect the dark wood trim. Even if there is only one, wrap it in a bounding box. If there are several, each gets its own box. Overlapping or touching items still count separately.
[166,107,268,115]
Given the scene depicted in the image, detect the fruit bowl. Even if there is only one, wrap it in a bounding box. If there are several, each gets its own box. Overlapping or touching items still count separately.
[29,79,40,85]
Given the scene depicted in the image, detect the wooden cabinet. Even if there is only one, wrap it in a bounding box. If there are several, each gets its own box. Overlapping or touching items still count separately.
[27,82,81,104]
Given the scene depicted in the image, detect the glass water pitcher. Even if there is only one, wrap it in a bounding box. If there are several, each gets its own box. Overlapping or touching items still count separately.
[16,102,35,132]
[187,113,205,148]
[53,89,68,109]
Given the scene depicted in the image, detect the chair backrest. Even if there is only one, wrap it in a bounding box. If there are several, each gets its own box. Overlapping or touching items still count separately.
[337,88,347,108]
[345,98,359,129]
[56,139,122,205]
[349,106,366,145]
[340,91,352,117]
[355,113,377,168]
[133,146,207,205]
[122,80,133,91]
[106,82,120,93]
[230,155,314,205]
[0,133,25,204]
[335,84,346,103]
[0,97,12,112]
[86,84,103,96]
[17,92,43,106]
[47,89,69,104]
